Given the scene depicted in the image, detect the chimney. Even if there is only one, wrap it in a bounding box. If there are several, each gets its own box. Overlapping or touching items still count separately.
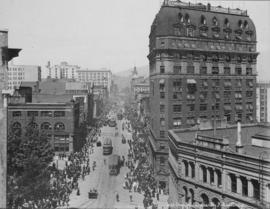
[236,121,244,154]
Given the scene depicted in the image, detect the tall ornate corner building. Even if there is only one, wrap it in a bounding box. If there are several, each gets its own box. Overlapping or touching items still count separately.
[147,1,258,190]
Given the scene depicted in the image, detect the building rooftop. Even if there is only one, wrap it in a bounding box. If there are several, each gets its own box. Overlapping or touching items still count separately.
[151,0,256,41]
[170,124,270,159]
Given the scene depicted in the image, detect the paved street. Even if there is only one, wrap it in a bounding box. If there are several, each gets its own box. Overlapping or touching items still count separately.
[68,119,146,209]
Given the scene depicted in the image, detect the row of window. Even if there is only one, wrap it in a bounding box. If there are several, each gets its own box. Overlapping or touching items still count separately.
[159,91,254,100]
[168,103,253,113]
[179,13,249,29]
[12,121,65,131]
[160,65,253,75]
[12,111,66,117]
[162,113,254,128]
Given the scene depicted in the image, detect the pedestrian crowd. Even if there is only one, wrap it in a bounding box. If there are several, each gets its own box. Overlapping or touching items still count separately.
[8,128,99,209]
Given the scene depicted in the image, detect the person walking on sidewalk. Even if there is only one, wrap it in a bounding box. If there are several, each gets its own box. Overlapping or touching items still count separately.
[129,191,133,202]
[116,193,119,202]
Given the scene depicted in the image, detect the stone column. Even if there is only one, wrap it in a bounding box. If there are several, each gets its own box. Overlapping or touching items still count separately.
[196,164,200,182]
[248,179,254,198]
[207,168,211,184]
[237,176,242,194]
[214,170,218,186]
[225,173,231,192]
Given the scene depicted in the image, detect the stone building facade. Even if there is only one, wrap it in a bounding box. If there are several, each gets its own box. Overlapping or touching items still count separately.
[148,1,258,190]
[256,81,270,123]
[168,124,270,209]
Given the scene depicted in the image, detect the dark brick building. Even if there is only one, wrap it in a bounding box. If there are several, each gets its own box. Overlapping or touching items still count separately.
[7,101,82,154]
[148,1,258,190]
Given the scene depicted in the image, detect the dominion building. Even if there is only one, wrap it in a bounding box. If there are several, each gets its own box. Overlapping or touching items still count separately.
[147,1,258,191]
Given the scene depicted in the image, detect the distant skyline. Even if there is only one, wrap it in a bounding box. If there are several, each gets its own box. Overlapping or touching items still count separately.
[0,0,270,80]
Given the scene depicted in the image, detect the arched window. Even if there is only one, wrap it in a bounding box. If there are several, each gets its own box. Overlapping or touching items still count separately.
[212,198,221,209]
[185,14,190,23]
[178,13,183,22]
[213,17,218,26]
[183,160,189,177]
[224,18,230,27]
[201,15,206,25]
[201,193,209,208]
[28,122,38,129]
[54,122,65,131]
[189,189,194,205]
[41,122,52,130]
[183,187,188,203]
[244,20,249,29]
[238,20,243,29]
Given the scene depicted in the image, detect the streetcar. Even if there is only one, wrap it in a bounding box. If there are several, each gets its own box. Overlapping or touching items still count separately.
[108,154,121,175]
[103,138,113,155]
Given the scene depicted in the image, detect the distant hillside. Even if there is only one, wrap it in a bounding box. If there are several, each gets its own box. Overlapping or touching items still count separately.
[113,65,149,91]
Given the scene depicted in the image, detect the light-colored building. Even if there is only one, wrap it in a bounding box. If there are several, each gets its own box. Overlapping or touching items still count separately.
[46,61,80,80]
[77,68,112,94]
[256,81,270,123]
[168,123,270,209]
[148,0,258,190]
[7,64,41,90]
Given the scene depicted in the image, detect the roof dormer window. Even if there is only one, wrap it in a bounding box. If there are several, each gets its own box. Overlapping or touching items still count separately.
[185,14,190,23]
[238,20,243,29]
[213,17,218,26]
[224,18,230,27]
[201,15,206,25]
[244,20,249,29]
[178,13,184,22]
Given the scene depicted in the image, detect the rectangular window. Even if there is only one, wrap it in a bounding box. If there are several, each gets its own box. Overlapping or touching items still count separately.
[173,104,181,112]
[12,111,21,117]
[187,66,194,74]
[27,111,38,117]
[160,65,165,74]
[173,118,182,128]
[173,65,181,74]
[246,91,253,98]
[187,104,195,111]
[200,67,207,75]
[212,67,219,75]
[160,118,165,126]
[246,79,254,88]
[173,92,182,100]
[236,68,242,75]
[160,92,165,99]
[173,79,182,91]
[200,104,207,111]
[160,131,165,138]
[41,111,53,117]
[54,111,65,117]
[224,67,231,75]
[246,67,252,75]
[160,104,165,113]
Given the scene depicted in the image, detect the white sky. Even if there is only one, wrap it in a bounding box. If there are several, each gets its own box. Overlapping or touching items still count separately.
[0,0,269,80]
